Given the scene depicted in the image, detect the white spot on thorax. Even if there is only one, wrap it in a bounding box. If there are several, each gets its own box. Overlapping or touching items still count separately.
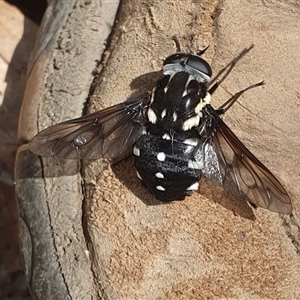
[182,75,195,97]
[150,88,156,104]
[172,112,177,122]
[147,108,157,124]
[195,93,211,114]
[133,146,140,156]
[157,152,166,161]
[194,100,204,114]
[183,138,198,146]
[203,92,211,104]
[156,185,165,191]
[155,172,164,179]
[182,90,188,98]
[187,182,199,191]
[182,115,200,131]
[136,171,143,180]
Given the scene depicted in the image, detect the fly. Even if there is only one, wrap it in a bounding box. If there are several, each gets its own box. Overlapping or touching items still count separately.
[29,42,292,214]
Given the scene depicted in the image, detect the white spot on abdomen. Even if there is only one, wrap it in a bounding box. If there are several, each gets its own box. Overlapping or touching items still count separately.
[155,172,164,179]
[157,152,166,162]
[133,146,140,156]
[187,182,199,191]
[161,109,166,119]
[156,185,165,191]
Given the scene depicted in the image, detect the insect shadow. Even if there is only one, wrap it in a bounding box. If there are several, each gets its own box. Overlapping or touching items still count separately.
[15,144,80,180]
[129,70,162,97]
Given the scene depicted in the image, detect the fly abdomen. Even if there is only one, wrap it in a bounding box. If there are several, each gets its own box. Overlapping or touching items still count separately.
[134,134,202,201]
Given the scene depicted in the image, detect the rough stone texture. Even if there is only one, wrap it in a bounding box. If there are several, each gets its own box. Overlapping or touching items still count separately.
[15,0,300,299]
[15,0,119,299]
[0,1,38,298]
[83,0,300,299]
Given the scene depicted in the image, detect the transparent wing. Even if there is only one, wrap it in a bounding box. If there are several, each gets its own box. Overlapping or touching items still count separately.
[29,94,151,159]
[203,118,292,214]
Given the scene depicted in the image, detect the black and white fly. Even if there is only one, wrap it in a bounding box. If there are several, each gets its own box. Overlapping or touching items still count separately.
[29,45,292,214]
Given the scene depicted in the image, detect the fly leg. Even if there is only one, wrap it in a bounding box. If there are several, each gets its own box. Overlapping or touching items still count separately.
[209,44,255,95]
[216,81,265,114]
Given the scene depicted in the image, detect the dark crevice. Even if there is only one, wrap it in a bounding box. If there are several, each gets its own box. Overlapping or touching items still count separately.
[282,214,300,255]
[5,0,47,24]
[40,157,73,299]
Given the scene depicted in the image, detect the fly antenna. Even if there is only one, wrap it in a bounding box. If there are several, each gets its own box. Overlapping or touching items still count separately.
[197,45,209,56]
[172,36,181,52]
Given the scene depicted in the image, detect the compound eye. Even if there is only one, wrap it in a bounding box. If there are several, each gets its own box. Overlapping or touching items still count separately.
[163,53,212,83]
[163,53,186,66]
[186,56,212,77]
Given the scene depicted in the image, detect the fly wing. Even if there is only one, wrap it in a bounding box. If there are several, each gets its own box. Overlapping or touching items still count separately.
[203,118,292,214]
[29,94,151,159]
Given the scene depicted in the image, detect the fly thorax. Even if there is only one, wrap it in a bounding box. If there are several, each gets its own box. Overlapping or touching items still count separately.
[146,72,208,131]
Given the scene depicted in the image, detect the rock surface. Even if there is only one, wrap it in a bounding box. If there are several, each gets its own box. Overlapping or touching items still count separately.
[14,0,300,299]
